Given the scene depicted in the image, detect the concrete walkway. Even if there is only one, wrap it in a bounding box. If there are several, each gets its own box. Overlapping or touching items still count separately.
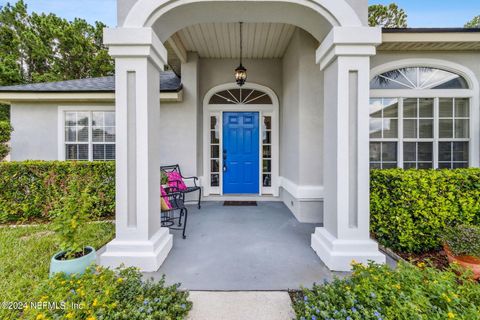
[145,201,345,290]
[186,291,295,320]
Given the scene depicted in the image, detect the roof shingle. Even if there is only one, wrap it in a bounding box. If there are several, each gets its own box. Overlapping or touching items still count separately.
[0,71,182,93]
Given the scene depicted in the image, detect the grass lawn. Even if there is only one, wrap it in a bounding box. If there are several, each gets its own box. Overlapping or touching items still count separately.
[0,222,114,319]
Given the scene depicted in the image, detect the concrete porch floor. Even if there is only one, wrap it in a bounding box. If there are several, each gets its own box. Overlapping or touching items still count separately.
[144,201,347,290]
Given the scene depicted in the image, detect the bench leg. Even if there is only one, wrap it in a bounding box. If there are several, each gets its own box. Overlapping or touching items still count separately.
[182,208,188,239]
[198,188,202,210]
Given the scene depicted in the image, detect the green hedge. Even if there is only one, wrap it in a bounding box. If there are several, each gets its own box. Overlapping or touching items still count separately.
[371,169,480,253]
[0,161,115,223]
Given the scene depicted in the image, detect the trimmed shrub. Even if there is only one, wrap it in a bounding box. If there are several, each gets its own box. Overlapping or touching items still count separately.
[23,266,192,320]
[0,120,12,160]
[0,161,115,223]
[370,169,480,253]
[293,262,480,320]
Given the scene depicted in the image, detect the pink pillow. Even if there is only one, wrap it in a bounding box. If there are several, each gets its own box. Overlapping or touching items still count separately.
[167,172,187,191]
[160,186,172,209]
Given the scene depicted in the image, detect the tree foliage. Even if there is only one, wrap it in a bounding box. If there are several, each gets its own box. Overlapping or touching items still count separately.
[0,0,114,86]
[368,3,408,28]
[0,0,114,159]
[465,15,480,28]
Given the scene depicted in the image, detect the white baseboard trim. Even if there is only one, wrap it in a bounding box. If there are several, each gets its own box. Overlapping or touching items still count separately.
[279,177,324,200]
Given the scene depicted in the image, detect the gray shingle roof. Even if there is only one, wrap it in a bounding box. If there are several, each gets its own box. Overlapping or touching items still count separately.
[0,71,182,93]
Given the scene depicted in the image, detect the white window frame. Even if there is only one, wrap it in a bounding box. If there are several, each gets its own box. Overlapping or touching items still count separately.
[202,83,280,197]
[58,105,115,161]
[370,59,480,168]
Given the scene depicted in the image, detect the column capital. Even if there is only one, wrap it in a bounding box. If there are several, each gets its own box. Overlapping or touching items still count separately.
[104,27,167,70]
[316,27,382,70]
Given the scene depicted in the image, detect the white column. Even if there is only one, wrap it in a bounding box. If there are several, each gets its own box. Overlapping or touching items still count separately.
[99,28,173,272]
[311,27,386,271]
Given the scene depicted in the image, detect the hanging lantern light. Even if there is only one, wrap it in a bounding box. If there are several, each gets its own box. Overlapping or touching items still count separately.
[235,22,247,86]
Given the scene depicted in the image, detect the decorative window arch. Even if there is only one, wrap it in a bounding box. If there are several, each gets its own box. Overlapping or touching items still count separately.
[209,88,273,105]
[369,60,479,170]
[370,67,469,90]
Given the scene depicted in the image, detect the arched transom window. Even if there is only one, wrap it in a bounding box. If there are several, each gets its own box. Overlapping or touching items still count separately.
[370,66,471,170]
[209,88,272,104]
[371,67,469,90]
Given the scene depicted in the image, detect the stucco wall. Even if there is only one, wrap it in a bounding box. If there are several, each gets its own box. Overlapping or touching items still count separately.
[159,53,199,178]
[10,103,58,161]
[281,29,324,186]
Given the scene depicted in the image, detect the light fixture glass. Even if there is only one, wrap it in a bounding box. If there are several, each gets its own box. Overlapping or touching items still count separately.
[235,22,247,86]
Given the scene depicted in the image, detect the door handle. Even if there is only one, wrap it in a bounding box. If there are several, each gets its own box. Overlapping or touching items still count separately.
[223,150,227,172]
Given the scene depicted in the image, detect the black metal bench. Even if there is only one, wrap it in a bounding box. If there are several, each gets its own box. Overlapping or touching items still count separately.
[161,164,202,209]
[161,187,188,239]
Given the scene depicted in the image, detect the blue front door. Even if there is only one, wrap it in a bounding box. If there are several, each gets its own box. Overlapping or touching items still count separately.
[223,112,260,194]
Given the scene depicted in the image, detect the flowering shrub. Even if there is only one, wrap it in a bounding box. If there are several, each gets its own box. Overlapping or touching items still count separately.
[293,262,480,320]
[23,266,192,320]
[442,224,480,257]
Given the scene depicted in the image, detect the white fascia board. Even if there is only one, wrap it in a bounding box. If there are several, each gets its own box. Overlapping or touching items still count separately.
[382,32,480,43]
[0,91,183,104]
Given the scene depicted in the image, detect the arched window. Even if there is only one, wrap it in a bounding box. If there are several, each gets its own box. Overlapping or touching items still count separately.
[370,66,471,170]
[209,88,272,104]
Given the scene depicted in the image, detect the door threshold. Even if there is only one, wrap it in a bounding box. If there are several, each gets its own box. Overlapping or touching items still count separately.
[203,194,280,202]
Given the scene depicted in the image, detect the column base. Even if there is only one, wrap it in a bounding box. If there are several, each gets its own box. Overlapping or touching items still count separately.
[311,227,385,271]
[100,227,173,272]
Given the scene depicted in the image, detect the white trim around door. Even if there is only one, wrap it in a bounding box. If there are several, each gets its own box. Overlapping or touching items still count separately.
[203,83,280,197]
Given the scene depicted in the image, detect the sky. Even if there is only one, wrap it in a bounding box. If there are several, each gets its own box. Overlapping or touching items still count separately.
[0,0,478,28]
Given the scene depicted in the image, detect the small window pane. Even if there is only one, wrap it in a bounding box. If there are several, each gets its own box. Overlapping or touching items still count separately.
[370,119,382,138]
[439,98,453,117]
[369,99,383,118]
[65,112,77,126]
[92,112,105,126]
[403,142,416,162]
[418,162,433,169]
[439,119,453,138]
[403,99,417,118]
[383,119,398,138]
[370,143,381,162]
[438,142,451,162]
[455,99,469,117]
[438,162,451,169]
[453,142,468,162]
[263,174,272,187]
[418,142,433,162]
[455,119,469,138]
[453,163,468,169]
[383,99,399,117]
[93,144,105,160]
[370,163,381,169]
[403,120,417,138]
[404,163,416,170]
[419,99,434,118]
[104,112,115,126]
[211,174,220,187]
[263,131,271,144]
[382,142,397,162]
[211,131,219,144]
[263,160,271,173]
[65,128,76,142]
[105,145,115,160]
[211,116,219,130]
[263,146,271,158]
[78,127,89,142]
[419,119,433,138]
[92,128,105,142]
[77,113,89,126]
[211,160,220,173]
[211,145,220,158]
[263,116,272,130]
[105,127,115,142]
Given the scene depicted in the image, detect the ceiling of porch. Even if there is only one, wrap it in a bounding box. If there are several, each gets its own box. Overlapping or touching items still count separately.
[165,22,297,74]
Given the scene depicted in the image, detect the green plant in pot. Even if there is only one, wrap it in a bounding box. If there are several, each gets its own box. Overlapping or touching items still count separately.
[49,175,97,277]
[442,224,480,280]
[161,171,169,186]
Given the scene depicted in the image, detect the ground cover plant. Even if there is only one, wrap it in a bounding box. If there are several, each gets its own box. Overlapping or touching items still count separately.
[23,267,192,320]
[293,262,480,320]
[0,222,115,319]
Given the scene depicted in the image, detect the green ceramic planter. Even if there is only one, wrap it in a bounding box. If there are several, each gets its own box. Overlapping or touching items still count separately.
[49,246,96,278]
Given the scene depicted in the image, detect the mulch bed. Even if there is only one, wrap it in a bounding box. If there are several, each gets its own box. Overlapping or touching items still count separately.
[397,249,450,270]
